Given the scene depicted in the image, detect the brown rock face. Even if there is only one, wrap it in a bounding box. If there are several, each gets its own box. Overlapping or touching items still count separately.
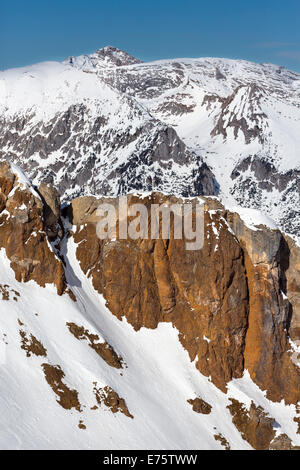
[19,330,47,357]
[42,363,81,411]
[38,182,63,240]
[66,322,124,369]
[227,212,300,404]
[73,194,249,393]
[214,433,231,450]
[71,193,300,405]
[0,162,66,294]
[283,234,300,340]
[269,434,300,450]
[69,196,102,225]
[227,399,275,450]
[187,397,212,414]
[93,384,133,419]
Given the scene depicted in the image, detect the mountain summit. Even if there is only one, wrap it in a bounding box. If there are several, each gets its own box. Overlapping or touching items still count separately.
[64,45,142,69]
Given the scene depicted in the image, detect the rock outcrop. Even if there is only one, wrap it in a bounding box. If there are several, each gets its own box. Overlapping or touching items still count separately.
[226,211,300,403]
[0,161,65,294]
[1,51,300,240]
[227,399,275,450]
[187,397,212,414]
[38,182,63,240]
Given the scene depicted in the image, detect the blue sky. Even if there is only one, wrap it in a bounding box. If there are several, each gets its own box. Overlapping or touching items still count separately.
[1,0,300,72]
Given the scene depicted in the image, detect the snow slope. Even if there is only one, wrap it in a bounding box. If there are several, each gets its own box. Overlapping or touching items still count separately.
[1,234,300,450]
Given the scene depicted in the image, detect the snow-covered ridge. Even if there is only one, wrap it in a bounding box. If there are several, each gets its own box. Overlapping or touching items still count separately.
[0,61,122,122]
[0,47,300,236]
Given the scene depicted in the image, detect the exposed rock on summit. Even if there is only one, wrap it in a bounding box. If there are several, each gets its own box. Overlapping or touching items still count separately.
[65,45,143,69]
[71,192,300,405]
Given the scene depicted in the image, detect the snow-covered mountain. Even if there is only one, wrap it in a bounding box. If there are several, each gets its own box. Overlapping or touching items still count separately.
[1,47,300,451]
[1,46,299,236]
[0,48,216,203]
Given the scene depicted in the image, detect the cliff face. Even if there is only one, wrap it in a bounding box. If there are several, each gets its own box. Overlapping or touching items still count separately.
[227,213,300,404]
[70,194,300,407]
[1,164,300,449]
[284,235,300,340]
[0,161,65,294]
[72,195,249,393]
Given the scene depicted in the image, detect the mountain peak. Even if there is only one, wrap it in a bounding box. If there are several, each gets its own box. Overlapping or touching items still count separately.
[64,45,142,70]
[95,46,142,66]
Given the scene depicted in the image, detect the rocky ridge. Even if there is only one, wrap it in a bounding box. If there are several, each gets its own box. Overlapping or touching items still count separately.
[0,161,65,294]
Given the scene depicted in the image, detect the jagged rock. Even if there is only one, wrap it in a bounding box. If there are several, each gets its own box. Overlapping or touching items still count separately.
[214,433,230,450]
[65,46,143,69]
[0,162,66,294]
[38,182,63,239]
[226,211,300,403]
[93,383,133,419]
[231,156,300,235]
[70,196,101,225]
[283,234,300,340]
[66,322,124,369]
[42,363,81,411]
[73,195,250,394]
[20,330,47,357]
[187,397,212,414]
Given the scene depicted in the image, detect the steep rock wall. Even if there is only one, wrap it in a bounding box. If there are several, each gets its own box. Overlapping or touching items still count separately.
[70,193,300,403]
[0,162,65,294]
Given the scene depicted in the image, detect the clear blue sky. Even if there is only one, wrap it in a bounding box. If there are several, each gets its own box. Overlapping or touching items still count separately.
[1,0,300,72]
